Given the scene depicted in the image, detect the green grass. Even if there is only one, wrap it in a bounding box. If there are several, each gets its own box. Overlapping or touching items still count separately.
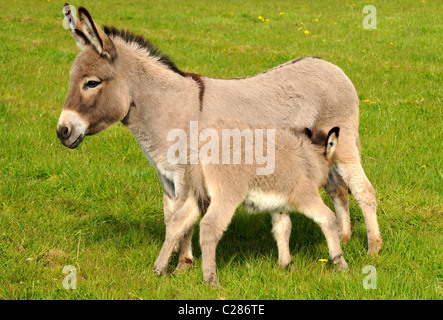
[0,0,441,299]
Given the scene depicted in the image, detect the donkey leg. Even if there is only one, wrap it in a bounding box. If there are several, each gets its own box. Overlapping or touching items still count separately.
[154,197,199,275]
[271,211,292,267]
[336,161,382,256]
[199,202,238,287]
[293,192,349,271]
[164,192,196,261]
[325,166,351,243]
[175,226,195,272]
[163,192,174,225]
[162,193,181,255]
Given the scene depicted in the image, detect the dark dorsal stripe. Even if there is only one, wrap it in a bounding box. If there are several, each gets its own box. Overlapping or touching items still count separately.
[184,72,205,111]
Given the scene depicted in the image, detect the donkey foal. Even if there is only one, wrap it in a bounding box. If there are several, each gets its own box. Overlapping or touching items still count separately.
[153,121,348,287]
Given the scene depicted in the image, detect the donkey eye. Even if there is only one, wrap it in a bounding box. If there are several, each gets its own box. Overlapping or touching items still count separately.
[84,80,101,89]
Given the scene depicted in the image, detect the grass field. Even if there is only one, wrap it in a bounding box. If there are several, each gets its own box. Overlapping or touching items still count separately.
[0,0,441,299]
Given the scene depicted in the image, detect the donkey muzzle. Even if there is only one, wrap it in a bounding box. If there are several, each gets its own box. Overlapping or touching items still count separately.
[57,110,88,149]
[57,125,84,149]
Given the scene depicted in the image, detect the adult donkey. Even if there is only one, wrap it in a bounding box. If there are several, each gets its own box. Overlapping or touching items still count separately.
[57,5,382,270]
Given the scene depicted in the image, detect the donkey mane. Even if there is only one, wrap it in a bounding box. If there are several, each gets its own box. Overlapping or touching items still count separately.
[103,25,206,110]
[103,24,318,81]
[103,25,185,76]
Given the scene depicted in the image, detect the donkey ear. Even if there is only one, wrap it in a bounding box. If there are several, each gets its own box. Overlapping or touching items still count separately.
[63,3,89,49]
[77,6,117,59]
[325,127,340,158]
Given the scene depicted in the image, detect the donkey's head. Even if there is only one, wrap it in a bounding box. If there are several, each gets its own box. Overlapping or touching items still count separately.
[304,127,340,162]
[57,4,130,148]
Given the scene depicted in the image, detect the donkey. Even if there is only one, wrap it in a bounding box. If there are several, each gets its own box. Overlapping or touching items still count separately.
[56,5,382,271]
[151,120,349,286]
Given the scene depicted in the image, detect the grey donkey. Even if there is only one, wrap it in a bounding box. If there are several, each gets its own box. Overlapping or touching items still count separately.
[56,5,382,280]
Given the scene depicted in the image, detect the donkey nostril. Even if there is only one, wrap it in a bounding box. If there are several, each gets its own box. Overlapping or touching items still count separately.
[62,126,69,138]
[58,125,71,140]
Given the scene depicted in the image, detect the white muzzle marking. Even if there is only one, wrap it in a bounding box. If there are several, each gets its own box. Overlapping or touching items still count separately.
[57,110,89,148]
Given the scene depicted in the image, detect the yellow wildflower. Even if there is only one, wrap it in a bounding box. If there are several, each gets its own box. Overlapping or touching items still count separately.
[300,22,304,25]
[363,99,370,103]
[390,42,394,45]
[421,164,427,169]
[279,12,285,15]
[304,30,309,34]
[315,18,319,22]
[298,26,303,30]
[318,259,328,263]
[46,175,59,181]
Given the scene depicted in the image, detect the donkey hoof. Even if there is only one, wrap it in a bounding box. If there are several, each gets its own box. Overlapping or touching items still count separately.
[279,259,293,269]
[174,257,194,274]
[204,273,219,288]
[367,237,383,257]
[337,261,349,272]
[153,263,167,276]
[332,254,349,272]
[153,267,164,276]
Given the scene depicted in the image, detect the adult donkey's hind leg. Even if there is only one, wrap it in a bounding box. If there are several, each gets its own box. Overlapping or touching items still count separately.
[325,167,351,243]
[336,161,382,256]
[334,134,382,256]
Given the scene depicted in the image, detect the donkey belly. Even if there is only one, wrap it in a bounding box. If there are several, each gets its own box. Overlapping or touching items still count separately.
[242,190,292,214]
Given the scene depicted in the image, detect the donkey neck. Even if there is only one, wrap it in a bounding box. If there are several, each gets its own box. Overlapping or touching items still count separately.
[117,40,201,176]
